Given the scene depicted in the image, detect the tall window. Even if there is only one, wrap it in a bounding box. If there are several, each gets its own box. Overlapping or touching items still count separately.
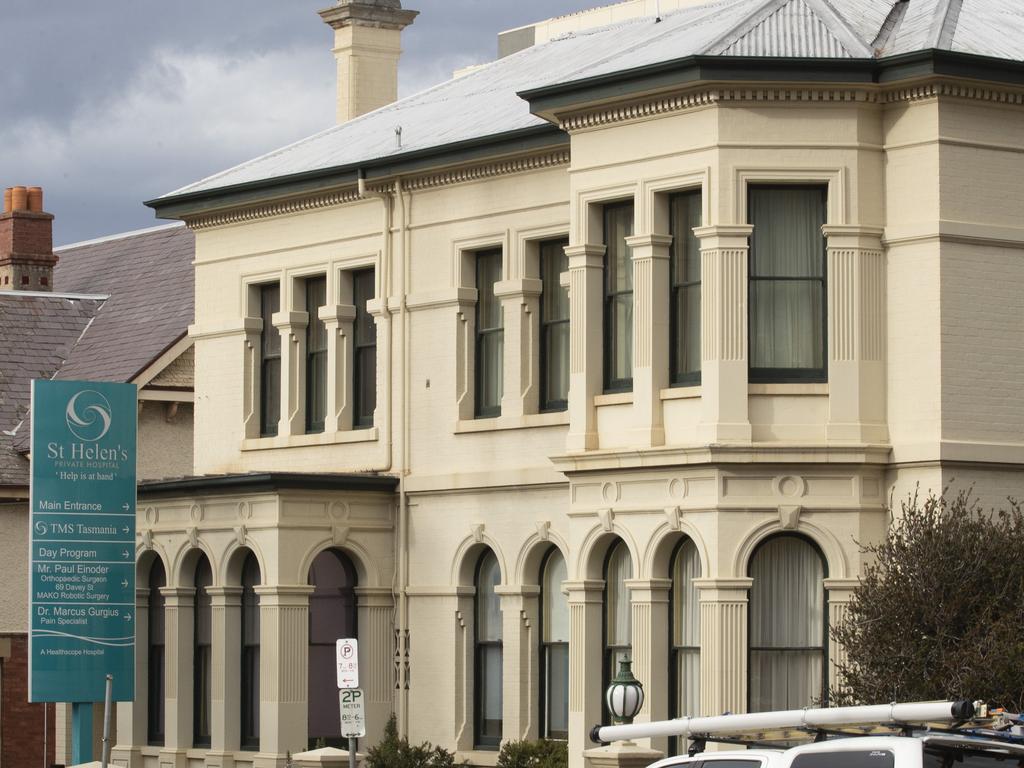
[240,553,261,750]
[602,540,632,720]
[669,539,701,755]
[749,536,826,712]
[603,203,634,392]
[353,268,377,429]
[259,283,281,436]
[540,239,570,412]
[670,191,702,385]
[305,276,328,434]
[308,549,358,749]
[475,250,503,418]
[193,557,213,748]
[540,548,569,740]
[147,559,166,747]
[749,186,827,382]
[474,550,502,747]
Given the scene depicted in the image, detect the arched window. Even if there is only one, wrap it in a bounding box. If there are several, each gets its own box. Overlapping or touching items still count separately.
[147,559,166,746]
[602,540,632,718]
[669,539,701,755]
[240,552,261,750]
[308,549,358,749]
[540,548,568,740]
[474,550,502,748]
[749,536,827,712]
[193,556,213,747]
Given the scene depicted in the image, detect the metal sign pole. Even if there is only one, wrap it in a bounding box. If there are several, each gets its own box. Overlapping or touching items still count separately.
[350,736,357,768]
[101,674,113,768]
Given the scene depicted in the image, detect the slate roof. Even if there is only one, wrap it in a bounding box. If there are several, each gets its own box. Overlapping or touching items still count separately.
[0,222,195,486]
[159,0,1024,200]
[53,222,194,383]
[0,293,104,486]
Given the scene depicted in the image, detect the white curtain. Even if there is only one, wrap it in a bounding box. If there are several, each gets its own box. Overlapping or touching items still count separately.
[606,541,632,647]
[749,537,825,711]
[749,187,826,371]
[476,550,503,741]
[672,539,701,717]
[605,205,634,386]
[543,550,568,643]
[476,252,504,414]
[671,191,702,381]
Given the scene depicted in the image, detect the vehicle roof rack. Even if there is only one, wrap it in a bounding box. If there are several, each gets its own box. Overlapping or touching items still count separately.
[590,700,1024,750]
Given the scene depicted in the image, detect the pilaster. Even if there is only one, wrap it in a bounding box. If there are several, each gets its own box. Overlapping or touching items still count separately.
[254,584,315,758]
[625,235,673,447]
[209,586,243,759]
[495,279,543,418]
[273,310,310,436]
[496,585,541,742]
[823,226,888,443]
[694,226,753,444]
[565,246,605,451]
[320,304,358,431]
[566,580,604,768]
[113,588,149,766]
[695,578,752,717]
[624,578,671,755]
[160,587,194,766]
[355,586,396,746]
[242,316,264,439]
[824,578,859,697]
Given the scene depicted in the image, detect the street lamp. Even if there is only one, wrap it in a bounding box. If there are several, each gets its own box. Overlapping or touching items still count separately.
[605,657,645,725]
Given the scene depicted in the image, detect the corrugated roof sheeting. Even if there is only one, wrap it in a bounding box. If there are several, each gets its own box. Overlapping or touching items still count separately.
[159,0,1024,200]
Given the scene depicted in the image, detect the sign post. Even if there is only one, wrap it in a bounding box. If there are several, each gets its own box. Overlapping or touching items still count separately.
[337,638,365,768]
[28,380,138,763]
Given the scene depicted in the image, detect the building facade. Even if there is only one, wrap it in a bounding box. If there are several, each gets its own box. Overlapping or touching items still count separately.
[125,1,1024,767]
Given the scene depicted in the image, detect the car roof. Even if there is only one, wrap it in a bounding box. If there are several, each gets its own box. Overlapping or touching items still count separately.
[650,749,783,767]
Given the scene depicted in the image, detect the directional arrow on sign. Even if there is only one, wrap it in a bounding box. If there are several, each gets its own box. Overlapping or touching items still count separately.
[121,579,129,588]
[121,550,130,559]
[122,503,130,511]
[123,613,132,621]
[122,526,130,534]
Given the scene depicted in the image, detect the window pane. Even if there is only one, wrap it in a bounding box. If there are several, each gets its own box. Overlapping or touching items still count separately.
[479,644,503,740]
[541,240,569,321]
[610,295,633,383]
[749,280,824,370]
[260,284,281,436]
[241,552,261,749]
[544,322,570,409]
[355,346,377,427]
[476,552,502,642]
[604,204,634,390]
[545,643,570,739]
[540,239,570,411]
[353,268,377,428]
[477,252,503,331]
[542,550,568,643]
[605,542,632,646]
[605,205,634,293]
[672,540,701,647]
[305,277,327,434]
[148,560,166,746]
[670,191,702,384]
[750,649,823,711]
[750,187,825,278]
[675,647,700,717]
[353,269,376,346]
[476,252,503,417]
[260,285,280,355]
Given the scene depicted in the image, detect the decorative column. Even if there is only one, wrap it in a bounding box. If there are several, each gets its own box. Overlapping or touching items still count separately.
[824,578,859,697]
[625,235,673,447]
[321,303,357,432]
[112,587,149,766]
[355,586,396,747]
[208,586,243,763]
[495,279,543,418]
[497,585,541,741]
[565,246,606,451]
[695,578,751,717]
[693,226,753,444]
[566,580,604,768]
[160,587,195,768]
[273,310,310,436]
[624,578,671,754]
[823,226,887,443]
[255,585,314,759]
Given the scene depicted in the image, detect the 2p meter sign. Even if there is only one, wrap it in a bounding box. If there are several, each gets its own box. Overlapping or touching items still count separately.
[29,380,137,703]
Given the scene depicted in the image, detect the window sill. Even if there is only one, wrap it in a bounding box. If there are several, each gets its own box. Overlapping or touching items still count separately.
[748,383,828,395]
[661,385,701,400]
[594,392,633,406]
[242,427,379,451]
[457,750,500,767]
[456,411,569,433]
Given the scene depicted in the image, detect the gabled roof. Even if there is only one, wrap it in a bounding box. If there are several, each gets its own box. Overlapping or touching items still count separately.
[151,0,1024,209]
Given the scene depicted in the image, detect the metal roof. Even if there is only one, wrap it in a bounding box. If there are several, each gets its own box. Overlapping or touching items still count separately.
[158,0,1024,201]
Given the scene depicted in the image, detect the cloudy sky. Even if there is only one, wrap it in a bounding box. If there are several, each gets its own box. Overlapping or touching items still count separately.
[1,1,599,246]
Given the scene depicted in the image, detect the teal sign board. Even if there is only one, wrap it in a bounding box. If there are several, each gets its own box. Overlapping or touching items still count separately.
[29,380,137,702]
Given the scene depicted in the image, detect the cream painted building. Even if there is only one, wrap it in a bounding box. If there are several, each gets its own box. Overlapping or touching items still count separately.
[121,0,1024,767]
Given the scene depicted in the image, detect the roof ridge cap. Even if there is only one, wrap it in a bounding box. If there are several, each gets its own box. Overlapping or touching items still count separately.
[55,221,186,252]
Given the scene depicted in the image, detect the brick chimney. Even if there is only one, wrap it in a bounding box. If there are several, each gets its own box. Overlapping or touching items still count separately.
[0,186,57,292]
[319,0,418,124]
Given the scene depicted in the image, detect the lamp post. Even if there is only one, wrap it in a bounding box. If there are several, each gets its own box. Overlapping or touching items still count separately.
[605,657,645,725]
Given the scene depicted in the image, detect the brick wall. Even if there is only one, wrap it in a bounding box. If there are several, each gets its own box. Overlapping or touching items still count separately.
[1,634,55,768]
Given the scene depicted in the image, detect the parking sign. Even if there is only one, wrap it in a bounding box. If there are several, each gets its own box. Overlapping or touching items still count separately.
[336,637,359,689]
[340,688,366,738]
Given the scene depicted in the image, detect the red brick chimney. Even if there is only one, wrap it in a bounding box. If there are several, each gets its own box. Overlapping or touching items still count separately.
[0,185,57,292]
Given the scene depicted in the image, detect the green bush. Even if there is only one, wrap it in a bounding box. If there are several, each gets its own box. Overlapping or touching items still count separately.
[365,714,458,768]
[497,739,568,768]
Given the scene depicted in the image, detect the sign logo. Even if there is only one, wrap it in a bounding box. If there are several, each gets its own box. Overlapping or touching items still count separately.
[65,390,112,442]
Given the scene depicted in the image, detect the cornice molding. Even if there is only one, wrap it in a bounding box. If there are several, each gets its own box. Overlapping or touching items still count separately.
[186,149,570,231]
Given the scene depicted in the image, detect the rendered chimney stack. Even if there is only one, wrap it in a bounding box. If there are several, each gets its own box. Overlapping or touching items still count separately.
[0,185,57,292]
[319,0,419,124]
